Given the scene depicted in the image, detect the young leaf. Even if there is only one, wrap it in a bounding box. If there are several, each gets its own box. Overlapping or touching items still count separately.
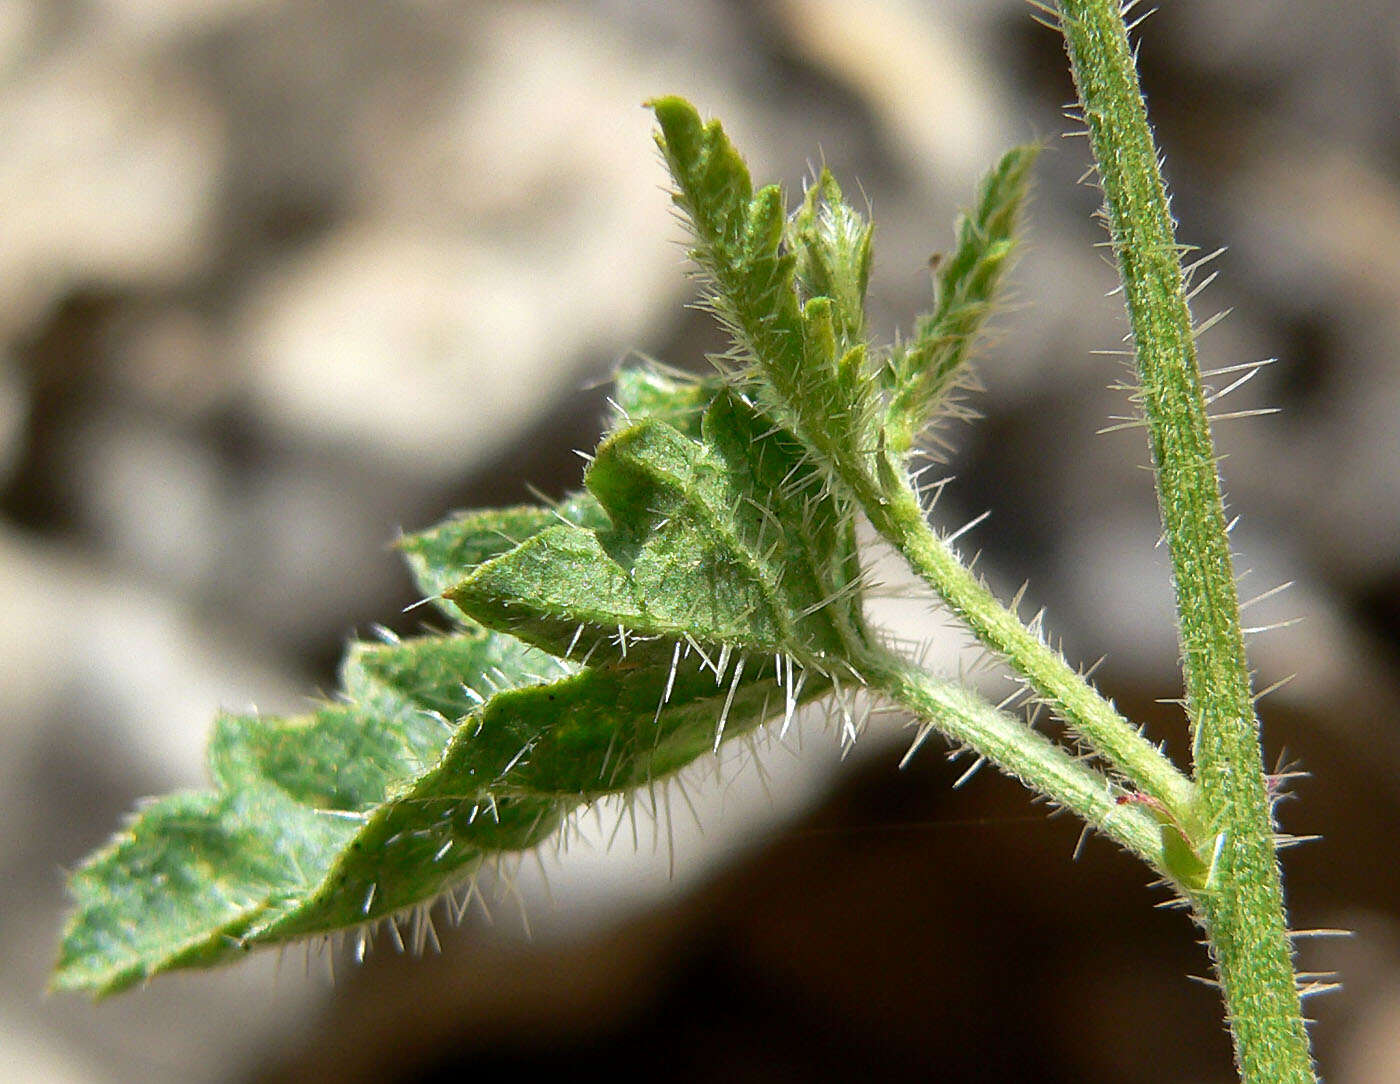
[883,145,1040,454]
[649,97,879,476]
[789,169,872,346]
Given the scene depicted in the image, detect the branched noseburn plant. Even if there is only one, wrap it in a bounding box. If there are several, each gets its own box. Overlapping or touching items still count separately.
[55,3,1319,1080]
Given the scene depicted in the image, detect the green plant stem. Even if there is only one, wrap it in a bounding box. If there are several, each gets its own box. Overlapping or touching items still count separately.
[857,649,1170,870]
[1055,0,1314,1080]
[854,467,1197,824]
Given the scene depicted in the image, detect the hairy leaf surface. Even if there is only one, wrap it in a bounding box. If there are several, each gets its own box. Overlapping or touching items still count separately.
[56,368,857,996]
[449,387,867,670]
[55,98,1038,1003]
[883,145,1039,452]
[649,96,880,476]
[55,613,827,994]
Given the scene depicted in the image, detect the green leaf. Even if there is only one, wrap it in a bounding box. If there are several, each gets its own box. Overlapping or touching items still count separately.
[56,359,865,996]
[208,635,551,808]
[401,363,730,618]
[399,495,609,616]
[449,388,867,670]
[54,786,360,997]
[609,363,723,440]
[59,98,1038,1003]
[54,627,542,994]
[55,613,826,995]
[649,97,878,476]
[884,144,1040,453]
[789,169,872,345]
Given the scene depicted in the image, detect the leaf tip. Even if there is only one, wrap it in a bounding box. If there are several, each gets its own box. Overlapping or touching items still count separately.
[647,95,703,153]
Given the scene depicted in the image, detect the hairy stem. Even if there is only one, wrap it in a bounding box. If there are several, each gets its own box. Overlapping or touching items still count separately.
[855,467,1197,825]
[1055,0,1314,1079]
[857,649,1171,871]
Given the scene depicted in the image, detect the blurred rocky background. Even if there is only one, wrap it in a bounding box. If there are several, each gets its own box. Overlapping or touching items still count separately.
[4,1,1398,1081]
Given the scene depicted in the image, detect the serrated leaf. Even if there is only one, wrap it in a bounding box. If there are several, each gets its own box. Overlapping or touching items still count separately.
[57,373,860,996]
[399,359,732,615]
[55,98,996,1001]
[55,785,362,996]
[449,388,867,670]
[55,615,823,995]
[609,363,723,440]
[884,144,1040,453]
[208,634,552,807]
[789,169,872,345]
[399,495,609,615]
[55,626,546,994]
[649,97,878,475]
